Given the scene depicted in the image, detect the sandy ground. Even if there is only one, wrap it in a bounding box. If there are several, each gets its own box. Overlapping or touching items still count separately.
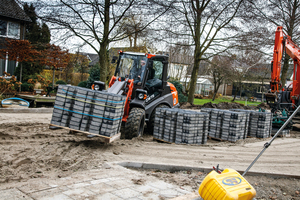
[0,112,300,199]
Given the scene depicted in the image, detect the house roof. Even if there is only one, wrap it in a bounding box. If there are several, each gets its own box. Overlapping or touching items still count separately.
[180,77,212,85]
[79,52,98,66]
[0,0,31,22]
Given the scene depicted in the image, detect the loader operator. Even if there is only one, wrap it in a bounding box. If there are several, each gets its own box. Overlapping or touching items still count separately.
[133,59,146,85]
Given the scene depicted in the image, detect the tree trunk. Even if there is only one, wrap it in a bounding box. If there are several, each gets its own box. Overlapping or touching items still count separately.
[187,0,201,104]
[212,81,222,101]
[19,63,22,92]
[134,32,137,48]
[187,53,200,104]
[99,0,110,83]
[52,67,55,89]
[232,83,237,102]
[261,80,264,102]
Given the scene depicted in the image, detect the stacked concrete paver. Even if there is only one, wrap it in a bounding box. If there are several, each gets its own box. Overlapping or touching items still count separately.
[221,111,247,142]
[201,108,272,142]
[248,111,272,138]
[51,85,126,137]
[230,109,272,138]
[176,109,209,144]
[154,108,209,144]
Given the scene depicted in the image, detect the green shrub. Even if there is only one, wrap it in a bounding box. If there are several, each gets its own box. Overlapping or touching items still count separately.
[78,81,88,88]
[86,64,100,89]
[56,80,67,85]
[21,82,33,92]
[169,80,187,103]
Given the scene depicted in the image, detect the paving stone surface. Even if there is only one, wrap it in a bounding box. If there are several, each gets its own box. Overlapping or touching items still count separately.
[0,162,200,200]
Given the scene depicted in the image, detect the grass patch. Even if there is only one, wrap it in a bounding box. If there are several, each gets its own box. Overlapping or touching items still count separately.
[193,98,262,106]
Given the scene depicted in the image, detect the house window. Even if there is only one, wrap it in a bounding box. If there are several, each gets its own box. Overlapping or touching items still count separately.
[7,60,16,75]
[0,20,7,35]
[0,20,20,39]
[0,56,17,77]
[8,22,20,38]
[257,86,266,93]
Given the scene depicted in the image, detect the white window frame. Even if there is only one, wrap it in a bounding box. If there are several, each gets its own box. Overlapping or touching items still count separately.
[0,20,20,39]
[257,86,266,94]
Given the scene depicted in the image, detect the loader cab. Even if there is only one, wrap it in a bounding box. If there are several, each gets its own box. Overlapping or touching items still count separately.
[114,52,170,104]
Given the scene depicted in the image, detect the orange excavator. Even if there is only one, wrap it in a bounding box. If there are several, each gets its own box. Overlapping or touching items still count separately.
[266,26,300,128]
[266,26,300,115]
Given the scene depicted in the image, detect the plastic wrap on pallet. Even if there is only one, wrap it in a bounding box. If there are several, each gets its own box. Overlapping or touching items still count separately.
[154,108,209,145]
[230,109,272,139]
[51,85,125,137]
[153,107,168,140]
[208,109,226,139]
[176,109,209,145]
[221,111,246,142]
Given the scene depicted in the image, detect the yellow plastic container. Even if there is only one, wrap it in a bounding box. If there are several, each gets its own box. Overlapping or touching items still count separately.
[198,168,256,200]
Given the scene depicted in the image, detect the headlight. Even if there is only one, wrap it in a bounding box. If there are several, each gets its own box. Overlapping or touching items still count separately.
[138,93,144,100]
[94,84,100,90]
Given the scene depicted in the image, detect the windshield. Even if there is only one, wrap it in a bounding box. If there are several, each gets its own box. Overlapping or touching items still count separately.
[115,54,148,82]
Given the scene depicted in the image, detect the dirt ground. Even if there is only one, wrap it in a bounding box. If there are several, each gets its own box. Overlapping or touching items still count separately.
[0,112,300,200]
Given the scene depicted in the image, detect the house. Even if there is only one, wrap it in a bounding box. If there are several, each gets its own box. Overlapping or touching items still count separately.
[78,52,99,67]
[180,75,213,96]
[231,64,293,99]
[168,54,193,80]
[0,0,31,77]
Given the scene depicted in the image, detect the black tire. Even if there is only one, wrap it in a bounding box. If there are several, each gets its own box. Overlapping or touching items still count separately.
[146,104,169,135]
[124,107,145,139]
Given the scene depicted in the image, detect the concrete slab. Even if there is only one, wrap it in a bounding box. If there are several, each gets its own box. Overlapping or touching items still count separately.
[62,187,96,199]
[111,188,141,199]
[0,188,33,200]
[92,192,123,200]
[85,182,116,194]
[29,188,71,200]
[0,162,201,200]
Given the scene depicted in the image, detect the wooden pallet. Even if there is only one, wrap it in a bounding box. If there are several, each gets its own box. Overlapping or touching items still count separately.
[207,136,225,142]
[49,124,120,143]
[153,137,174,144]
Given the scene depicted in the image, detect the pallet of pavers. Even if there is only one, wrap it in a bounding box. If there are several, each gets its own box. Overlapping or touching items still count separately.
[201,108,247,142]
[221,111,247,142]
[153,108,209,145]
[50,85,126,143]
[230,109,272,139]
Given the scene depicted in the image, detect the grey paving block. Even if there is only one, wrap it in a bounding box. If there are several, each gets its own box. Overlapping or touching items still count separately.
[0,188,33,200]
[111,188,141,199]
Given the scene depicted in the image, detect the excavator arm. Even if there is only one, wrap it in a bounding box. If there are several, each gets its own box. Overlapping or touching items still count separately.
[270,26,300,106]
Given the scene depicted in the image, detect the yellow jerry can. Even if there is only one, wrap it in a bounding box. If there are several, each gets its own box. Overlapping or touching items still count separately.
[198,168,256,200]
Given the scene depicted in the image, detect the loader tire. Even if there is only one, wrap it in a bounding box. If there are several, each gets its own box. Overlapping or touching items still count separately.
[124,107,145,139]
[146,104,169,135]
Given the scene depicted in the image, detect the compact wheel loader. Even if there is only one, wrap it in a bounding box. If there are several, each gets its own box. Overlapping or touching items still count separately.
[92,51,179,139]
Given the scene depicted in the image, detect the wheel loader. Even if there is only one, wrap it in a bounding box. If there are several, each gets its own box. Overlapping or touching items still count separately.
[92,51,179,139]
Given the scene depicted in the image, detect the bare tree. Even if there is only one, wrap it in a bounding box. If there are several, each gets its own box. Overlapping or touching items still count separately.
[229,49,266,101]
[208,55,234,101]
[243,0,300,87]
[36,0,170,83]
[165,0,244,104]
[120,14,150,48]
[167,42,193,81]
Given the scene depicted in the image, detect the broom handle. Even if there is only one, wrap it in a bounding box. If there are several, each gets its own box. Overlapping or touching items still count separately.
[242,105,300,176]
